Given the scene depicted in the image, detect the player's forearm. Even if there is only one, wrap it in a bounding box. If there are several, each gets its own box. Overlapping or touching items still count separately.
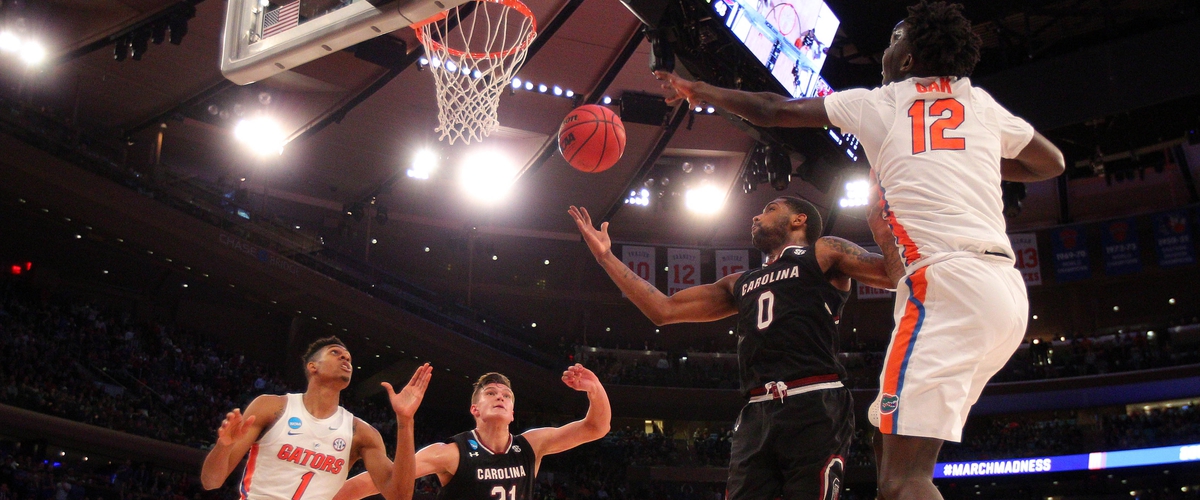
[596,252,673,325]
[332,473,378,500]
[870,230,906,288]
[579,384,612,440]
[200,444,237,490]
[381,417,417,500]
[690,82,787,127]
[1001,133,1065,182]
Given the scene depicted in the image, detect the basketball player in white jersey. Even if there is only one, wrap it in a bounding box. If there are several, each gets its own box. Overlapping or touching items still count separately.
[656,2,1065,498]
[200,337,430,500]
[332,365,610,500]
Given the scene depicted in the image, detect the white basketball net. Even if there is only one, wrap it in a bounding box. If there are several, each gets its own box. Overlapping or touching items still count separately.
[416,0,537,145]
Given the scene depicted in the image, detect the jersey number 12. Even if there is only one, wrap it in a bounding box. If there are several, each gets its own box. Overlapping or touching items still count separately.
[908,98,966,154]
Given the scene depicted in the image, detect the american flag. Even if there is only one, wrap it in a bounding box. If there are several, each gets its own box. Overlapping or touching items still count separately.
[262,0,301,39]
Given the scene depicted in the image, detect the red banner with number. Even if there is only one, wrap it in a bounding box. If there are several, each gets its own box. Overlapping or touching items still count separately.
[715,249,749,281]
[621,245,656,297]
[667,248,700,296]
[1009,233,1042,286]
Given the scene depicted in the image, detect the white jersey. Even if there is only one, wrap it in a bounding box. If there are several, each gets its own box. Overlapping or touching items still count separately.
[239,393,356,500]
[824,76,1035,272]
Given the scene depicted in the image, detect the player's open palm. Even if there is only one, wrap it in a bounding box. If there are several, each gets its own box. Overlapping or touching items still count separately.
[568,206,611,259]
[383,363,432,420]
[561,364,602,393]
[217,409,256,446]
[654,71,699,107]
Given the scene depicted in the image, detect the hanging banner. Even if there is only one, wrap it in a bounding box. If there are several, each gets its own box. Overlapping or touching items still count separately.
[1008,233,1042,286]
[1101,218,1142,276]
[621,245,656,297]
[667,248,701,295]
[1153,210,1195,268]
[856,283,893,300]
[715,249,749,281]
[1051,226,1090,282]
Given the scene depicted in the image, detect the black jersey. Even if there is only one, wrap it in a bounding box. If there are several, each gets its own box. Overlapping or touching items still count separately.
[733,245,849,396]
[437,431,536,500]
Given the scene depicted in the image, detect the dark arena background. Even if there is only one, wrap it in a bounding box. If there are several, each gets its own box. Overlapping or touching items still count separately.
[2,0,1200,498]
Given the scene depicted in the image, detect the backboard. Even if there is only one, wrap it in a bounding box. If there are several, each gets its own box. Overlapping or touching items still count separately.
[221,0,471,85]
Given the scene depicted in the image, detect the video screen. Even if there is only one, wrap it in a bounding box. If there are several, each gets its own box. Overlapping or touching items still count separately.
[709,0,840,98]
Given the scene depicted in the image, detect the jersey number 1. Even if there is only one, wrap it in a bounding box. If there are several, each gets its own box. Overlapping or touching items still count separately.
[491,485,517,500]
[908,98,965,154]
[292,472,314,500]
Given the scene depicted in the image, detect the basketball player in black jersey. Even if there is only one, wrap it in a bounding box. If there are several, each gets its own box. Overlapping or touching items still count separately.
[568,198,896,500]
[334,364,610,500]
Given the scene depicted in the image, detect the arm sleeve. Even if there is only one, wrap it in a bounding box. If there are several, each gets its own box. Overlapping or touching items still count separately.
[822,88,872,135]
[974,89,1035,159]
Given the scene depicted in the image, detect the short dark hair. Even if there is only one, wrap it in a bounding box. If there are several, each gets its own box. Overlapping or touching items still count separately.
[471,372,513,404]
[903,0,981,78]
[777,196,823,245]
[302,336,347,365]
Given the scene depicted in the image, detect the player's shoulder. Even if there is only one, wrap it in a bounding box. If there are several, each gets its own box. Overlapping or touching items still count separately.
[248,393,289,413]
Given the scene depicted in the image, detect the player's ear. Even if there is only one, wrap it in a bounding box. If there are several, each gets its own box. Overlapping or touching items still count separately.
[792,213,808,229]
[899,52,914,74]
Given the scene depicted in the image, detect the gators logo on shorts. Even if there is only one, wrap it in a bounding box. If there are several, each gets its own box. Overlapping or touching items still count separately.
[880,393,899,415]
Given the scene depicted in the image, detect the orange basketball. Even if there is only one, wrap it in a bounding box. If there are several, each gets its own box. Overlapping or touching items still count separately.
[558,104,626,173]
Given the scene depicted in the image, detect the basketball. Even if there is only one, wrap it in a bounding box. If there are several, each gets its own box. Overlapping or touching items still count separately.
[558,104,626,173]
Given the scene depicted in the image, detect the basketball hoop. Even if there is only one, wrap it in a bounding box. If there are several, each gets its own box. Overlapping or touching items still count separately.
[414,0,537,145]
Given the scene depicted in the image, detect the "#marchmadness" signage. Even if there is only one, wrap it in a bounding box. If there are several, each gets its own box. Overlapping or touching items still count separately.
[218,233,300,275]
[934,442,1200,479]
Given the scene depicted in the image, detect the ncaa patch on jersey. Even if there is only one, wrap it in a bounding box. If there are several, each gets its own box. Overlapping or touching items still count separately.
[288,417,302,429]
[880,393,899,415]
[468,439,479,450]
[333,438,346,452]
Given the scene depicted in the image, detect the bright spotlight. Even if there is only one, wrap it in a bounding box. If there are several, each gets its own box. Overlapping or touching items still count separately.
[407,148,438,179]
[553,85,563,96]
[0,31,20,53]
[19,40,46,66]
[524,81,534,90]
[838,179,869,208]
[445,60,458,72]
[538,83,548,93]
[602,96,612,105]
[511,77,521,88]
[685,184,725,214]
[430,57,441,68]
[565,90,574,98]
[233,117,286,156]
[459,149,518,204]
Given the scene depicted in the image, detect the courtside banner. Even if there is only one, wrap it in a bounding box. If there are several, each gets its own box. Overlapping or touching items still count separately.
[1051,226,1091,282]
[934,442,1200,479]
[667,248,700,295]
[1153,210,1196,267]
[856,282,892,300]
[1008,233,1042,286]
[621,245,656,297]
[715,250,749,280]
[1102,218,1142,276]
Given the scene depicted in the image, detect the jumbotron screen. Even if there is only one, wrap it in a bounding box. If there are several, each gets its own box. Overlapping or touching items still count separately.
[708,0,840,98]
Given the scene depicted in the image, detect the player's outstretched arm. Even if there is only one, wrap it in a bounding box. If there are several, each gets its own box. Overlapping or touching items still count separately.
[1001,131,1065,182]
[816,236,897,291]
[358,364,433,500]
[523,364,611,458]
[200,395,283,490]
[655,71,832,129]
[569,206,738,325]
[334,443,458,500]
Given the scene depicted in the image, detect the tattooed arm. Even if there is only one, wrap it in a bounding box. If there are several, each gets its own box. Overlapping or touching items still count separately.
[569,206,739,325]
[815,236,897,291]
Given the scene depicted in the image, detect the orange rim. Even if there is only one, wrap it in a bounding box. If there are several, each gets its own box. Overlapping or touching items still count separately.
[413,0,538,60]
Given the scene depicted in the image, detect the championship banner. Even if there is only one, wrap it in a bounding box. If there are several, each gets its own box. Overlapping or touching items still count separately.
[1051,226,1090,282]
[1101,218,1142,276]
[1153,210,1195,268]
[856,283,892,300]
[621,245,656,297]
[667,248,701,295]
[1008,233,1042,286]
[715,249,749,280]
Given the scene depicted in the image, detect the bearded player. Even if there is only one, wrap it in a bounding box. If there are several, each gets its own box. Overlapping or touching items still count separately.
[569,197,895,500]
[655,2,1065,498]
[200,337,430,500]
[333,364,610,500]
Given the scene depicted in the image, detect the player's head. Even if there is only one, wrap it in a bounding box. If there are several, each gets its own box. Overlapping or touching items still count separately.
[469,372,515,426]
[302,336,352,389]
[882,1,981,84]
[752,196,823,253]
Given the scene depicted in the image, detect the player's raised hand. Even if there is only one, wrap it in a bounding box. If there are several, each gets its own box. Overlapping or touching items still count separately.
[568,206,612,260]
[561,364,602,393]
[654,71,701,107]
[383,363,432,420]
[216,409,256,447]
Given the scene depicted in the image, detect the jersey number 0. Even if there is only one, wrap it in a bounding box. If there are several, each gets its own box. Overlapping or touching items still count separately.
[908,98,966,154]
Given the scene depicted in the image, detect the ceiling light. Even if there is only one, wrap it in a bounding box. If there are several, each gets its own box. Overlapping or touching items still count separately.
[511,77,521,88]
[524,81,534,90]
[408,148,438,179]
[233,117,286,156]
[538,83,548,93]
[553,85,563,96]
[694,106,702,113]
[445,60,458,72]
[424,247,430,252]
[839,179,869,208]
[0,31,19,52]
[459,148,518,204]
[531,323,537,327]
[685,184,725,214]
[565,90,574,97]
[602,96,612,105]
[1169,298,1176,305]
[706,106,715,113]
[491,255,498,260]
[1032,315,1038,320]
[543,259,550,265]
[19,40,46,65]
